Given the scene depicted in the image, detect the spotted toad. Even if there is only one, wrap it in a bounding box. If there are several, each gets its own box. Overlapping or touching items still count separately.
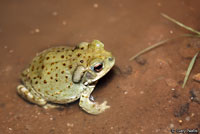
[17,40,115,115]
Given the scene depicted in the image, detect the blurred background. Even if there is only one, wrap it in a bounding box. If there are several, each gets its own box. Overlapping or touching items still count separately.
[0,0,200,134]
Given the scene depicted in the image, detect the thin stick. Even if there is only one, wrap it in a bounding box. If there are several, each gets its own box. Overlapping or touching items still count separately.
[182,52,199,88]
[161,13,200,35]
[129,34,200,61]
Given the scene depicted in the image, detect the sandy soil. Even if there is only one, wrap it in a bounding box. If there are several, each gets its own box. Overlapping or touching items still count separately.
[0,0,200,134]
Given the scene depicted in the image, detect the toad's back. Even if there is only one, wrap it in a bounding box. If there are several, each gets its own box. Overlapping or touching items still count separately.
[21,46,90,103]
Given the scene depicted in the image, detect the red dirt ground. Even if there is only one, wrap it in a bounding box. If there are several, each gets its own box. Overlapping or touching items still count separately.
[0,0,200,134]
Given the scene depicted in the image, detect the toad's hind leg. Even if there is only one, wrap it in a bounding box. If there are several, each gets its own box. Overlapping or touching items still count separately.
[17,85,47,106]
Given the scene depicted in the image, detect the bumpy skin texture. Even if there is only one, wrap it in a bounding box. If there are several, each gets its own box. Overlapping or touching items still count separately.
[17,40,115,115]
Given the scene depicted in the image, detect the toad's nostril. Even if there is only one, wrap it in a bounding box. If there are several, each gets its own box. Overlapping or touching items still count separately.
[108,57,113,61]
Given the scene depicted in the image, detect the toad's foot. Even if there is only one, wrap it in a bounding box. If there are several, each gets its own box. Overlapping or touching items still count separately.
[43,103,61,109]
[79,93,110,115]
[17,85,47,106]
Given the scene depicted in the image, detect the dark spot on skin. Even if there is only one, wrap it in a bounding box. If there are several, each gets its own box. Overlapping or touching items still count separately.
[39,60,42,63]
[45,91,49,94]
[31,66,35,71]
[41,65,45,69]
[57,50,60,52]
[50,77,53,79]
[69,54,72,57]
[61,55,64,58]
[33,77,36,79]
[80,60,84,63]
[63,63,66,66]
[51,63,54,65]
[35,81,38,84]
[68,65,72,69]
[68,85,70,88]
[62,48,65,50]
[55,79,58,82]
[38,89,41,91]
[72,59,75,61]
[53,56,55,58]
[77,53,81,57]
[47,72,50,75]
[55,74,58,77]
[74,46,79,49]
[44,80,47,84]
[56,67,58,69]
[81,47,84,50]
[36,67,39,70]
[65,76,68,79]
[39,76,42,79]
[46,57,50,60]
[61,71,64,74]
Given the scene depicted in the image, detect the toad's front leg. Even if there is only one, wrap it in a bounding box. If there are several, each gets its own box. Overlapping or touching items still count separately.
[79,85,110,115]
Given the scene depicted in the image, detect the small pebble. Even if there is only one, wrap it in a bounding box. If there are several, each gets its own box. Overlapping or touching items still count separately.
[8,128,12,131]
[4,46,8,49]
[140,91,144,94]
[52,11,58,16]
[50,117,53,120]
[190,88,200,104]
[93,3,98,8]
[169,123,174,128]
[193,73,200,82]
[178,119,183,124]
[157,2,162,7]
[62,21,67,25]
[155,128,160,132]
[124,91,128,95]
[191,113,195,117]
[9,50,14,53]
[67,123,74,127]
[170,30,173,34]
[185,116,190,121]
[135,57,147,65]
[165,79,177,88]
[35,28,40,33]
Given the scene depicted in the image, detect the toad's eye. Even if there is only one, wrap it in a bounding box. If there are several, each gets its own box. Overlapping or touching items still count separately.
[93,63,103,72]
